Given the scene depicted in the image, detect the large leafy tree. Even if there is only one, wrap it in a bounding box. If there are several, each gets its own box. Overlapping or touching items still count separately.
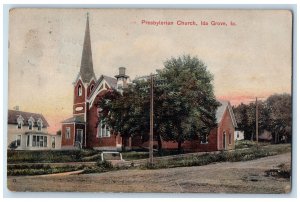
[233,101,269,141]
[97,55,220,152]
[233,93,292,143]
[155,55,219,151]
[266,93,292,143]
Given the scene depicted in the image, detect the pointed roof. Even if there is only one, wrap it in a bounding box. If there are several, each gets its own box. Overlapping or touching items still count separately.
[79,13,96,83]
[216,100,238,128]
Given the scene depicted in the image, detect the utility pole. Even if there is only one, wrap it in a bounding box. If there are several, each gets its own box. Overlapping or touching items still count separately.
[149,74,154,165]
[256,97,259,148]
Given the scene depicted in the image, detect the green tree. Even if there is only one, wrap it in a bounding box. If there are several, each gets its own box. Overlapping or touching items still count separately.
[97,55,219,152]
[233,93,291,143]
[155,55,219,151]
[266,93,292,143]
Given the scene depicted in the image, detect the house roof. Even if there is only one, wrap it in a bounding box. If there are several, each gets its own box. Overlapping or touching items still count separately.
[216,100,238,128]
[8,110,49,127]
[61,115,85,124]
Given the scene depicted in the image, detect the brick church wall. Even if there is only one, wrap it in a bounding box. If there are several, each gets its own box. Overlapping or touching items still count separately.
[61,123,75,146]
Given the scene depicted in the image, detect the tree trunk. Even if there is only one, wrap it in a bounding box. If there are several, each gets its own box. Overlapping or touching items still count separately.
[157,134,163,156]
[121,137,126,151]
[177,140,182,153]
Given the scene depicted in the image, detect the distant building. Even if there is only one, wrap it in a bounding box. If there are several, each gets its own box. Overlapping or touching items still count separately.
[7,109,61,150]
[259,130,272,142]
[234,130,245,141]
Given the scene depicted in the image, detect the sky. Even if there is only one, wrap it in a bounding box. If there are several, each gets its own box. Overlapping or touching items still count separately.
[8,9,292,134]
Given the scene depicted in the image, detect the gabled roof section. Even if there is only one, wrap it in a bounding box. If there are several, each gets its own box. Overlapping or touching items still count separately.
[8,110,49,127]
[87,74,117,100]
[216,100,238,128]
[103,75,117,89]
[79,14,96,83]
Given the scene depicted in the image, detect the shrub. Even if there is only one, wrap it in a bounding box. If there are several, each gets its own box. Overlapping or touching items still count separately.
[7,149,101,163]
[141,144,291,170]
[96,160,113,169]
[7,164,80,176]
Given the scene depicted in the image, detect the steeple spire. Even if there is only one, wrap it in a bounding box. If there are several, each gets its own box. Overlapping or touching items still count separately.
[79,13,96,83]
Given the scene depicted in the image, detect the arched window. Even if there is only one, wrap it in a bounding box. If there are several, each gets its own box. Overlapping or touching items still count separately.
[97,120,111,138]
[78,85,82,96]
[90,84,94,91]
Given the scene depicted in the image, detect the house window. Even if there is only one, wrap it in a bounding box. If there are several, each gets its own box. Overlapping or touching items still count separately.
[28,121,33,130]
[32,135,36,146]
[16,135,21,147]
[17,122,22,129]
[97,121,110,138]
[27,135,30,147]
[52,137,56,148]
[90,84,94,91]
[66,127,71,139]
[37,136,40,146]
[229,132,232,145]
[43,136,47,147]
[37,121,43,131]
[32,135,47,147]
[17,115,24,129]
[78,85,82,96]
[200,134,208,144]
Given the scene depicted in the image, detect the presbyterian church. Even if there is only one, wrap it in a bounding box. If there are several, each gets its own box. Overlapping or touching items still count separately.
[61,15,237,152]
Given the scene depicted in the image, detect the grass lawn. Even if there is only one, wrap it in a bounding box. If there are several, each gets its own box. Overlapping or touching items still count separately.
[7,141,291,176]
[144,143,291,169]
[7,149,102,164]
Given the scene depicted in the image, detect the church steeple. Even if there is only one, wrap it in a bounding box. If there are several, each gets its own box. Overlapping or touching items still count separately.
[79,13,96,83]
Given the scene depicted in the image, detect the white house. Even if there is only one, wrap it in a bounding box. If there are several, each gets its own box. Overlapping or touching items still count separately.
[234,130,245,141]
[7,109,61,150]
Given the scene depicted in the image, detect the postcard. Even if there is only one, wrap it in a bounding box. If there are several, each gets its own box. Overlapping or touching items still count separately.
[7,8,292,193]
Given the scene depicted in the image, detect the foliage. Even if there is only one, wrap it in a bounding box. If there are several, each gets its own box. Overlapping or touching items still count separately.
[7,164,81,176]
[8,140,18,150]
[266,94,292,143]
[235,140,269,149]
[82,160,118,174]
[96,160,113,169]
[7,149,101,163]
[233,93,291,143]
[142,144,291,169]
[97,55,220,151]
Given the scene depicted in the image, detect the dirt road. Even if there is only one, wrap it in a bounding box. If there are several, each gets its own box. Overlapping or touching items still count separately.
[7,153,291,193]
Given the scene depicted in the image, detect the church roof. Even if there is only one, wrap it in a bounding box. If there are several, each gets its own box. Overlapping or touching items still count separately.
[87,74,117,99]
[79,14,96,83]
[8,110,49,127]
[216,100,237,127]
[61,115,85,124]
[102,75,117,89]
